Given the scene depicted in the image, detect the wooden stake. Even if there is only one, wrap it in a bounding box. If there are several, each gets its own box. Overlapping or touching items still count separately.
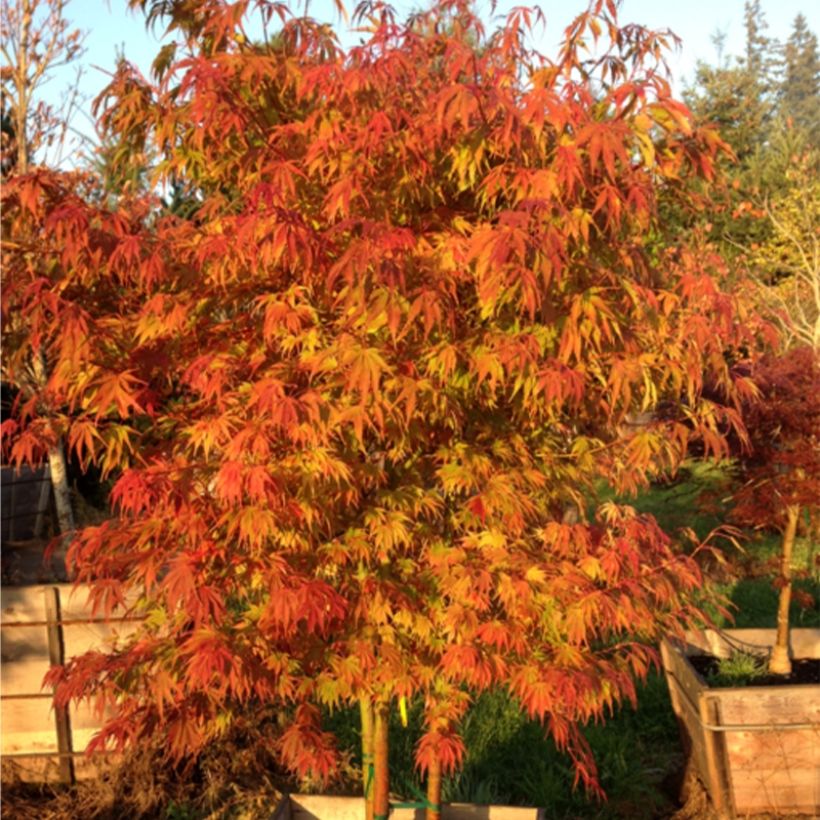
[44,586,74,784]
[373,700,390,820]
[360,696,375,820]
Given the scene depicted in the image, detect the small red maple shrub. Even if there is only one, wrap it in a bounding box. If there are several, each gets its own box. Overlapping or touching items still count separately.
[732,347,820,526]
[730,346,820,674]
[2,0,771,812]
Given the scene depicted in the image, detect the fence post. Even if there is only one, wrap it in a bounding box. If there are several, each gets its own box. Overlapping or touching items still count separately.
[44,586,75,784]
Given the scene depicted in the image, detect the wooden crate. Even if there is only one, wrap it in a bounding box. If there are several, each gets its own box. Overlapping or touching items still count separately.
[273,794,546,819]
[661,628,820,818]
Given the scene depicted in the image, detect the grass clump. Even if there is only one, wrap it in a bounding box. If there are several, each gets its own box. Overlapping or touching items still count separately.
[706,651,768,687]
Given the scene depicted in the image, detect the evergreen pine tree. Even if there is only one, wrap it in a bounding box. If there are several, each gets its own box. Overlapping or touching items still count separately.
[781,14,820,142]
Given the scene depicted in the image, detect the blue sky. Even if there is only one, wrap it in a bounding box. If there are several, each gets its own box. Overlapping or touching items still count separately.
[30,0,820,162]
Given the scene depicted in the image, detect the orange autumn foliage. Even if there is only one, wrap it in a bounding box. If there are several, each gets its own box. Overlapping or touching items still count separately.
[2,0,772,800]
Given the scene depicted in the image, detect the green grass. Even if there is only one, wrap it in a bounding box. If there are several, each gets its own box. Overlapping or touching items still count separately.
[598,460,819,631]
[705,651,768,687]
[596,460,733,543]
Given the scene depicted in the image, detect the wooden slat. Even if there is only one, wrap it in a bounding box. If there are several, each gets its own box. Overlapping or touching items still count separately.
[725,728,819,769]
[662,639,708,705]
[700,695,732,818]
[661,640,712,799]
[731,768,819,816]
[0,629,50,695]
[444,805,542,819]
[714,686,820,726]
[1,696,59,754]
[291,795,417,820]
[70,701,107,754]
[1,584,50,624]
[63,620,139,658]
[289,796,543,820]
[682,628,820,660]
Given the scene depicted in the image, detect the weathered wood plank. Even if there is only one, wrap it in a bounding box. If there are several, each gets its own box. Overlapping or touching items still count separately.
[661,640,712,797]
[661,639,707,707]
[1,696,59,753]
[725,728,819,769]
[0,630,51,694]
[682,628,820,660]
[732,771,819,817]
[715,687,820,726]
[70,702,106,753]
[291,794,416,820]
[289,795,543,820]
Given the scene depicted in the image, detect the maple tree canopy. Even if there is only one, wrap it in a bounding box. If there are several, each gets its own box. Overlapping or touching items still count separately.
[1,0,772,799]
[731,346,819,528]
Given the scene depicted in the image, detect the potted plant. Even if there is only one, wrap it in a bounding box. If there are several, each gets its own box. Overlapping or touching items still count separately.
[661,346,820,818]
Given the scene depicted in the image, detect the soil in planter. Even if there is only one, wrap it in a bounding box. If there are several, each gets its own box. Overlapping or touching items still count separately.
[689,654,820,687]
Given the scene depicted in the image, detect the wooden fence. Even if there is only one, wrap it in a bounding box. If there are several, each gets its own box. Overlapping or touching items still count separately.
[1,584,140,783]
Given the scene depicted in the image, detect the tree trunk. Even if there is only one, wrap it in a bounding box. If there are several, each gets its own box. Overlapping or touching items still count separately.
[769,504,799,675]
[426,750,442,820]
[32,352,75,547]
[373,700,390,820]
[360,696,375,820]
[15,0,32,174]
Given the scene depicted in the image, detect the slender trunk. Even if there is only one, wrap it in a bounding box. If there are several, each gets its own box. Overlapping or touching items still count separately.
[426,750,442,820]
[15,1,32,175]
[47,443,75,535]
[373,700,390,820]
[769,504,799,675]
[360,696,375,820]
[32,352,75,542]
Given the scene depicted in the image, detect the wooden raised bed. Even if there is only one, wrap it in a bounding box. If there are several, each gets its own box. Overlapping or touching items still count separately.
[272,794,545,819]
[661,628,820,819]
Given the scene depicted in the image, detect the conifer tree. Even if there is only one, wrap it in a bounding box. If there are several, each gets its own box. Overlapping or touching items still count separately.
[782,14,820,142]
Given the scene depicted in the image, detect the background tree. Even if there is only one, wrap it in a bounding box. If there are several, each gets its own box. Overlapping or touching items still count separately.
[781,13,820,142]
[4,0,772,810]
[0,0,85,173]
[683,4,819,251]
[1,0,86,546]
[730,347,820,674]
[751,147,819,350]
[684,3,818,349]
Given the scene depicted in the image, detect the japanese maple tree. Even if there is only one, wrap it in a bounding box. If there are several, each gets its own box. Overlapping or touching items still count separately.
[731,346,820,674]
[2,0,770,813]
